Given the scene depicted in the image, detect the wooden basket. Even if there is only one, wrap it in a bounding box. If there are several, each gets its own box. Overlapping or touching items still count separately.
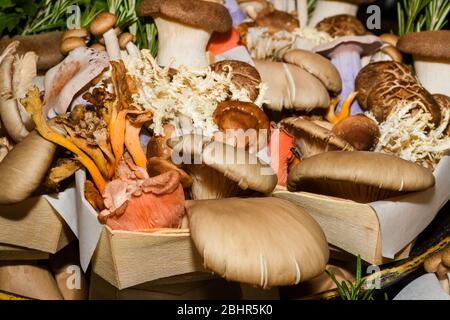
[272,190,413,265]
[0,196,73,254]
[91,226,206,290]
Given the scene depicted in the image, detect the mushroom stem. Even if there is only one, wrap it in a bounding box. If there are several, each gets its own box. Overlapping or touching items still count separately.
[413,58,450,95]
[103,28,121,61]
[155,17,212,68]
[329,44,363,114]
[224,0,246,26]
[309,0,359,27]
[126,42,141,59]
[297,0,308,29]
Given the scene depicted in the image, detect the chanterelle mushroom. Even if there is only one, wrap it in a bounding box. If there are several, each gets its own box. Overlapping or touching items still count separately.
[137,0,232,68]
[287,151,435,203]
[186,197,329,288]
[397,30,450,96]
[309,0,377,27]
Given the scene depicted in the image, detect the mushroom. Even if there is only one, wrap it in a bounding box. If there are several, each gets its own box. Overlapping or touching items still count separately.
[355,61,441,124]
[210,60,262,101]
[237,0,272,19]
[137,0,232,68]
[213,100,270,152]
[309,0,377,27]
[147,157,193,188]
[434,94,450,136]
[281,117,354,159]
[118,32,141,58]
[186,197,329,287]
[90,12,121,61]
[147,124,175,160]
[254,59,330,113]
[314,35,383,114]
[332,114,379,151]
[60,37,86,56]
[316,14,366,37]
[171,135,277,199]
[254,9,300,33]
[283,49,342,95]
[90,43,106,52]
[287,151,435,203]
[424,249,450,295]
[397,30,450,95]
[223,0,247,26]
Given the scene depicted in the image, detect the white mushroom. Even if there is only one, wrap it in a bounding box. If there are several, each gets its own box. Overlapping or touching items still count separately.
[90,12,121,61]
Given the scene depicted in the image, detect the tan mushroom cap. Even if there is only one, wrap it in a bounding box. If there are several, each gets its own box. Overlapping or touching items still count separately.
[283,49,342,94]
[281,117,354,159]
[213,101,270,133]
[381,45,403,63]
[61,28,89,42]
[118,32,136,50]
[255,9,300,33]
[397,30,450,60]
[316,14,366,37]
[332,114,380,151]
[138,0,232,33]
[90,43,106,52]
[147,157,193,188]
[379,33,399,47]
[424,253,442,273]
[287,151,435,203]
[60,37,86,55]
[186,197,329,287]
[254,59,330,112]
[210,60,261,101]
[202,140,278,194]
[90,12,117,36]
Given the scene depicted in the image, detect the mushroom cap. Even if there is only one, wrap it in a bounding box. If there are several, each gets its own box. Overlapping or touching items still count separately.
[60,37,86,55]
[316,14,366,38]
[147,157,193,188]
[379,33,399,47]
[287,151,435,203]
[283,49,342,94]
[137,0,232,33]
[397,31,450,60]
[61,28,89,42]
[434,94,450,110]
[186,197,329,287]
[90,12,117,36]
[332,114,380,151]
[424,253,443,273]
[210,60,261,101]
[381,45,403,63]
[213,101,270,133]
[118,32,136,50]
[90,43,106,52]
[282,117,354,159]
[314,35,383,58]
[254,60,330,112]
[355,61,441,124]
[202,141,278,194]
[255,9,299,33]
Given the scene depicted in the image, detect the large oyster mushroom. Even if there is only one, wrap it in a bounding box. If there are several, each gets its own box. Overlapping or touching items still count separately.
[397,30,450,96]
[186,197,329,288]
[137,0,232,68]
[309,0,377,27]
[355,61,441,124]
[287,151,435,203]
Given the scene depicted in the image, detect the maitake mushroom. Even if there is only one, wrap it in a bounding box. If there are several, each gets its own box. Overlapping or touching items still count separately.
[287,151,435,203]
[138,0,232,68]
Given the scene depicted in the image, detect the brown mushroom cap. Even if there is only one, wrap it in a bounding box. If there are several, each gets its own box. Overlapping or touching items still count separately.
[90,12,117,36]
[210,60,261,101]
[424,253,443,273]
[90,43,106,52]
[61,28,89,42]
[379,33,399,47]
[147,157,193,188]
[397,31,450,60]
[283,49,342,94]
[442,247,450,267]
[287,151,435,203]
[118,32,136,50]
[381,45,403,63]
[314,35,383,58]
[281,117,354,159]
[186,197,329,287]
[138,0,232,33]
[60,37,86,55]
[316,14,366,37]
[255,9,299,33]
[436,263,450,280]
[434,94,450,111]
[355,61,441,124]
[332,114,380,151]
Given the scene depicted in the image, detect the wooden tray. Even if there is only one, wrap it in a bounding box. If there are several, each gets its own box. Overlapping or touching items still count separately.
[0,196,74,254]
[272,190,414,265]
[91,226,206,290]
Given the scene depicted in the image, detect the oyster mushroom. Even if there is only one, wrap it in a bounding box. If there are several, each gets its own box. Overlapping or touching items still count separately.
[210,60,262,101]
[137,0,232,68]
[309,0,377,27]
[355,61,441,124]
[186,197,329,288]
[254,59,330,113]
[281,117,354,159]
[314,35,383,114]
[171,135,277,199]
[316,14,366,37]
[287,151,435,203]
[397,30,450,95]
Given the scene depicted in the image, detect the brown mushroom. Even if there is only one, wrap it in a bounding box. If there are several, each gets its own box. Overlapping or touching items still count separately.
[433,94,450,135]
[147,124,175,160]
[281,117,354,159]
[287,151,435,203]
[147,157,193,188]
[210,60,261,101]
[61,28,89,42]
[60,37,86,55]
[90,43,106,52]
[332,114,380,151]
[309,0,377,27]
[442,247,450,268]
[424,253,443,273]
[316,14,366,37]
[90,12,121,61]
[379,33,399,47]
[255,9,299,33]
